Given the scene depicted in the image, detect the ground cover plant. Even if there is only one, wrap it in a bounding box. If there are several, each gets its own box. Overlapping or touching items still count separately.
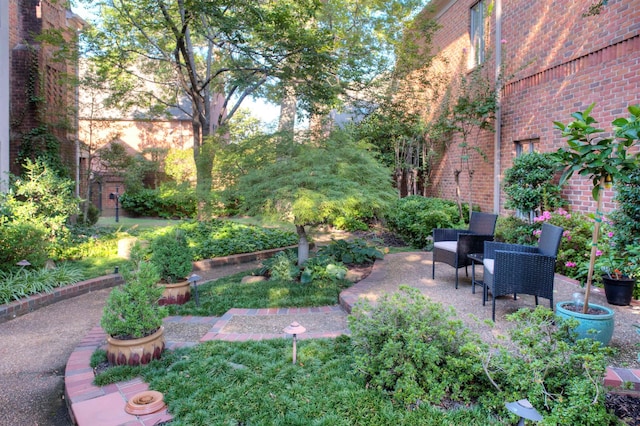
[0,264,84,305]
[105,339,500,425]
[94,287,616,425]
[166,270,351,317]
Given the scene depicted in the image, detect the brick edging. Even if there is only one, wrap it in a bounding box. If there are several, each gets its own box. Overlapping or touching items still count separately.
[0,245,299,324]
[0,274,125,324]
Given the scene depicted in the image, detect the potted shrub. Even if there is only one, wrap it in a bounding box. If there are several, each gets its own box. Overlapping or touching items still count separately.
[596,234,638,306]
[101,261,167,366]
[150,229,194,305]
[552,104,639,344]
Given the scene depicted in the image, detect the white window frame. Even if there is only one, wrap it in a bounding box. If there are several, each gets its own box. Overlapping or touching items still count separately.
[470,1,485,67]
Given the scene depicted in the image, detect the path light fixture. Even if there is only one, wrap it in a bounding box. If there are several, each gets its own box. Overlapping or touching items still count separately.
[16,260,31,268]
[505,399,542,425]
[188,274,201,306]
[283,322,306,364]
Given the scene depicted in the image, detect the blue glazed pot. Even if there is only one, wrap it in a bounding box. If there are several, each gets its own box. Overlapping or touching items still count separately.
[555,302,615,346]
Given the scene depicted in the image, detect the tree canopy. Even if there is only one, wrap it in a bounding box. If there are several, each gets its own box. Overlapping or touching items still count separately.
[234,130,396,263]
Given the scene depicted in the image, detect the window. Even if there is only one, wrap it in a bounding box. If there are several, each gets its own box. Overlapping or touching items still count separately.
[470,1,485,67]
[514,138,539,157]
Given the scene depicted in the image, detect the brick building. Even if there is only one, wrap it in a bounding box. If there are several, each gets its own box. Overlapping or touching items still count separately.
[412,0,639,215]
[5,0,84,182]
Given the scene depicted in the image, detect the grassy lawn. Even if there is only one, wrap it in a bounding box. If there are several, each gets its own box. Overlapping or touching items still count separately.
[167,271,350,317]
[96,216,184,230]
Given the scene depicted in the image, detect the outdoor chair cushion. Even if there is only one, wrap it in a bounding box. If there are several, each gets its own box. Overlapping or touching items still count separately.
[433,241,458,253]
[483,258,494,275]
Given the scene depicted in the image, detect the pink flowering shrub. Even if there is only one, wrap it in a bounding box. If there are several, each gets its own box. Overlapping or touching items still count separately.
[531,209,596,281]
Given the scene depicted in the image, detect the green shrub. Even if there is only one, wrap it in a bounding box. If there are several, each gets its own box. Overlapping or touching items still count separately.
[385,196,467,248]
[348,286,485,407]
[503,152,564,215]
[259,250,300,282]
[78,203,100,226]
[611,168,640,252]
[149,229,194,283]
[0,220,49,272]
[532,209,593,281]
[317,238,383,265]
[495,215,535,245]
[120,183,197,219]
[333,216,369,231]
[481,307,616,425]
[300,254,347,284]
[100,262,166,339]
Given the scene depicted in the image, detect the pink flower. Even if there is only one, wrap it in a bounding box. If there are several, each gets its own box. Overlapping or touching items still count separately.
[596,249,603,256]
[501,39,507,44]
[533,229,542,236]
[607,232,614,238]
[565,261,577,268]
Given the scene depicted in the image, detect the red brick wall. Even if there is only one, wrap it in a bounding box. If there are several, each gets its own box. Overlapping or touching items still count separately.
[416,0,640,216]
[9,0,80,178]
[499,0,640,215]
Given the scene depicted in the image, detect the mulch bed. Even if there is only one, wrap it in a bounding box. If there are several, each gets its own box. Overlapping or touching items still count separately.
[606,393,640,425]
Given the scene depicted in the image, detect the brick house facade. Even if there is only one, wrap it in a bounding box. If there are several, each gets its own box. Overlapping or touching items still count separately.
[414,0,639,215]
[8,0,83,179]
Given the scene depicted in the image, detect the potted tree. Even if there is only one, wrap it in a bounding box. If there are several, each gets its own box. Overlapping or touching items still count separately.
[101,261,167,366]
[150,229,194,305]
[552,103,639,344]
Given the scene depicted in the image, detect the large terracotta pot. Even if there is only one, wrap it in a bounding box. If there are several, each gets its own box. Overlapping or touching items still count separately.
[106,326,165,366]
[158,280,191,305]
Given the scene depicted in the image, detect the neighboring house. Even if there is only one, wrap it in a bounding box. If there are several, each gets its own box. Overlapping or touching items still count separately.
[5,0,84,184]
[412,0,639,215]
[77,115,193,215]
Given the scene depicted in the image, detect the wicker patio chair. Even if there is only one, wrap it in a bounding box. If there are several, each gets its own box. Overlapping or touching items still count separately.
[431,212,498,289]
[482,222,564,321]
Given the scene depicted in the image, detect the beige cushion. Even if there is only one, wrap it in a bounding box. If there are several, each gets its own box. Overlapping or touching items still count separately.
[433,241,458,253]
[483,259,494,274]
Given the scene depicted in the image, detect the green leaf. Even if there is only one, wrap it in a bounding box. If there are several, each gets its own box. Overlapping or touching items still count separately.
[628,105,640,117]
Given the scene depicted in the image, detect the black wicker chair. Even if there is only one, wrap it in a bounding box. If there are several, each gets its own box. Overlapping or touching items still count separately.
[431,212,498,288]
[482,223,564,321]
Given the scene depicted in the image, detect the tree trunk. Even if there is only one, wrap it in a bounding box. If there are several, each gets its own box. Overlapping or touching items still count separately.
[278,87,297,137]
[296,224,309,266]
[583,177,605,313]
[454,169,463,221]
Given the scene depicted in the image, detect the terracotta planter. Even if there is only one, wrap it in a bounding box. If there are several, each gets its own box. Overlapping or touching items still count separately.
[602,275,636,306]
[158,280,191,305]
[106,326,165,366]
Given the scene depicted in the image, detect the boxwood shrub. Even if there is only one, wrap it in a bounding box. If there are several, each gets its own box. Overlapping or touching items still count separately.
[384,196,470,249]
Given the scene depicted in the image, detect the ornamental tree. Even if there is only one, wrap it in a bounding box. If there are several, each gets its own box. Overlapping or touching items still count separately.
[553,103,640,312]
[234,130,396,265]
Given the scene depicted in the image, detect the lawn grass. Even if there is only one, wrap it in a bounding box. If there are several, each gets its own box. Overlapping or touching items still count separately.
[96,216,183,230]
[167,271,349,317]
[110,338,499,425]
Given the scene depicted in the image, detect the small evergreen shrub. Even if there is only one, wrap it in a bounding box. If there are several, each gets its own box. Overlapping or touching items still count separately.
[101,261,166,339]
[611,168,640,252]
[317,238,383,265]
[348,286,485,407]
[385,196,467,248]
[149,229,194,283]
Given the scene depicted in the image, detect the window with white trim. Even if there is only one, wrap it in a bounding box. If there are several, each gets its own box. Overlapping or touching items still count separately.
[514,138,539,157]
[470,1,486,67]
